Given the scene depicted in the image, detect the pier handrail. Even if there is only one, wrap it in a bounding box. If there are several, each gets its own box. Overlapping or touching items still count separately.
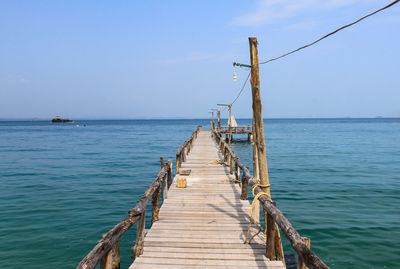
[77,126,202,269]
[76,159,173,269]
[211,130,329,269]
[217,125,251,132]
[176,125,202,173]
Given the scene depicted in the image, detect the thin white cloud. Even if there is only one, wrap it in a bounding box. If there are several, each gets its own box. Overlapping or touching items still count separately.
[231,0,378,27]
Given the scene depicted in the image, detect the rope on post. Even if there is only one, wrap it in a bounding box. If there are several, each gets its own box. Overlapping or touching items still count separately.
[244,184,271,244]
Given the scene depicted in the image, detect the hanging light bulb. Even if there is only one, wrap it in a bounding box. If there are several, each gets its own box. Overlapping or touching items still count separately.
[233,66,237,82]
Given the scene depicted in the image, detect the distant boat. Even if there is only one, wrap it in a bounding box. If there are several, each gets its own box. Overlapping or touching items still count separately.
[51,116,73,123]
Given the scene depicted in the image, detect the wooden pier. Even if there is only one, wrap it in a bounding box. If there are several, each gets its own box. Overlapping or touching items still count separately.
[77,36,329,269]
[77,126,328,269]
[130,130,284,269]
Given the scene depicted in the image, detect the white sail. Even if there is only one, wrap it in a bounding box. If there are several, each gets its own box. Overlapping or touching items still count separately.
[228,115,238,127]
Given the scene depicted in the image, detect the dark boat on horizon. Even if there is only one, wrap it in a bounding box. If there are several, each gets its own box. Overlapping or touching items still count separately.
[51,116,73,123]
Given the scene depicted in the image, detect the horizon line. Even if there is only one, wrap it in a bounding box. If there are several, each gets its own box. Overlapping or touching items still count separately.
[0,116,397,121]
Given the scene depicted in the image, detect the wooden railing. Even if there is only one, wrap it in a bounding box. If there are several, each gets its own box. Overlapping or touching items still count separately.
[211,130,329,269]
[217,126,251,133]
[77,127,202,269]
[176,125,202,173]
[76,158,172,269]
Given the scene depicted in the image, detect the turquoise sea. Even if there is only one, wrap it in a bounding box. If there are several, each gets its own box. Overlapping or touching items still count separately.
[0,119,399,269]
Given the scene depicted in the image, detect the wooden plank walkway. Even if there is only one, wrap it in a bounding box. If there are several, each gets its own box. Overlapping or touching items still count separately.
[130,130,285,269]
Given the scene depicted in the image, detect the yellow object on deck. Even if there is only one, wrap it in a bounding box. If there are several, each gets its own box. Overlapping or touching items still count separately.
[176,177,187,188]
[208,159,224,165]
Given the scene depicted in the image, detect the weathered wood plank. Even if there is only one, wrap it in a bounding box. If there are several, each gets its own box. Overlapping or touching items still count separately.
[130,131,285,269]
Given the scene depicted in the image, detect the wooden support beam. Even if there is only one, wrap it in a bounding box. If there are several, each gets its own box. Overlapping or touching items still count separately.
[162,174,168,199]
[167,162,172,189]
[230,153,234,174]
[235,158,241,182]
[133,211,146,258]
[100,240,120,269]
[241,173,248,200]
[298,237,311,269]
[151,186,160,225]
[160,157,167,200]
[176,153,180,174]
[182,147,187,162]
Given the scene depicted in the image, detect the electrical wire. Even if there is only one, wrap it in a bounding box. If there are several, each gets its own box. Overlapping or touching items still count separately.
[231,71,251,105]
[259,0,400,65]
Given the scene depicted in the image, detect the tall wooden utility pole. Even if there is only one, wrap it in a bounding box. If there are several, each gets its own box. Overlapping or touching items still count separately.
[249,37,269,194]
[248,37,284,262]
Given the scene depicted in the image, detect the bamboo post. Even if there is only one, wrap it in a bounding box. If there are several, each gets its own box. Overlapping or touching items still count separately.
[133,211,146,258]
[298,237,311,269]
[100,239,120,269]
[249,37,284,261]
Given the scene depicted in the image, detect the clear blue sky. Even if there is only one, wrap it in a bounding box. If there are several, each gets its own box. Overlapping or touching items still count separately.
[1,0,399,119]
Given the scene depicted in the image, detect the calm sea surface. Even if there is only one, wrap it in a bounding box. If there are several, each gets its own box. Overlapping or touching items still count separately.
[0,119,399,269]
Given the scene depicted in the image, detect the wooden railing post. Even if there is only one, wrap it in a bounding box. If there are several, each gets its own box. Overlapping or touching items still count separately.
[133,211,146,258]
[298,237,311,269]
[167,161,172,189]
[176,153,180,174]
[160,157,167,199]
[223,145,227,162]
[162,174,168,199]
[182,147,187,162]
[151,185,160,225]
[100,239,120,269]
[241,173,248,200]
[235,158,240,182]
[229,153,234,174]
[160,157,164,168]
[266,211,277,258]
